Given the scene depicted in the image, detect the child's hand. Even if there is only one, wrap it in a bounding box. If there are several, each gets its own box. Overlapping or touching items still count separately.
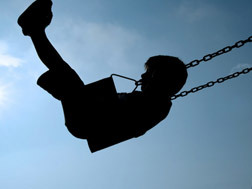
[18,0,53,36]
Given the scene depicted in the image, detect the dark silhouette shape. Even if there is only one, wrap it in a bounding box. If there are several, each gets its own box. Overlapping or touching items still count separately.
[18,0,188,152]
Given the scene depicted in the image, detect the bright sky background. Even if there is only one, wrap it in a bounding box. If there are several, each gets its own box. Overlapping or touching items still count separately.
[0,0,251,189]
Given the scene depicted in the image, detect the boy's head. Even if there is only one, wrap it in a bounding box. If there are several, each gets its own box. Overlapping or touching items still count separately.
[141,55,188,97]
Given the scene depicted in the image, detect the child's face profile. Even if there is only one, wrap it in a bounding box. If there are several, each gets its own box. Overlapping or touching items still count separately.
[140,67,164,94]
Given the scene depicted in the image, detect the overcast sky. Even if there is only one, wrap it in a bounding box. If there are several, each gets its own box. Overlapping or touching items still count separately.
[0,0,252,189]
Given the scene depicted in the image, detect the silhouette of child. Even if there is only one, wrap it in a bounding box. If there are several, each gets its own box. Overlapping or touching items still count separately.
[18,0,188,152]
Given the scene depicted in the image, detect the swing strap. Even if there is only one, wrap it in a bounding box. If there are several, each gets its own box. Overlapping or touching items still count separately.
[111,73,141,92]
[186,36,252,69]
[171,66,252,100]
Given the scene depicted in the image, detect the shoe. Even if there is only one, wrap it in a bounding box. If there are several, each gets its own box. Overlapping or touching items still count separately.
[18,0,53,36]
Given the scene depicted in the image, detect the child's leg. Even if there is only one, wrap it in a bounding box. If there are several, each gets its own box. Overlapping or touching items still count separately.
[30,31,68,70]
[18,0,66,70]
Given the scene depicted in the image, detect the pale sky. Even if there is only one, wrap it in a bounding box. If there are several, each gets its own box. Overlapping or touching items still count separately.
[0,0,251,189]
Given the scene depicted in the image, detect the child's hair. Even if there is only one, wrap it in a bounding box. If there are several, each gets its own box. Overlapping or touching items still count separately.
[145,55,188,96]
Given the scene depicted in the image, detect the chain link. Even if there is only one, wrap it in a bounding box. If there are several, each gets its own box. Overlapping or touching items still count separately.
[172,35,252,100]
[171,67,252,100]
[186,36,252,69]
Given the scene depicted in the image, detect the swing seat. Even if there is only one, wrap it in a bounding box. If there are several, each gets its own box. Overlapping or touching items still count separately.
[85,78,149,153]
[61,76,141,152]
[85,77,146,152]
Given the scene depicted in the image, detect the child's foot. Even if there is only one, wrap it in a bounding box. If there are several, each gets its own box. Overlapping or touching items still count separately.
[18,0,53,36]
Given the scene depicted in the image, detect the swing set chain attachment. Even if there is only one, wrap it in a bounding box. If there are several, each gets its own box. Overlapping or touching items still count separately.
[171,67,252,100]
[111,73,141,92]
[186,36,252,69]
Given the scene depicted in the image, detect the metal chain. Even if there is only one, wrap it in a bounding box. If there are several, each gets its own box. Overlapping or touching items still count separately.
[170,35,252,100]
[171,67,252,100]
[186,36,252,69]
[112,36,252,100]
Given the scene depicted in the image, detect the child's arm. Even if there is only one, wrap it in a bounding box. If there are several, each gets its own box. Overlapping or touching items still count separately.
[18,0,65,70]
